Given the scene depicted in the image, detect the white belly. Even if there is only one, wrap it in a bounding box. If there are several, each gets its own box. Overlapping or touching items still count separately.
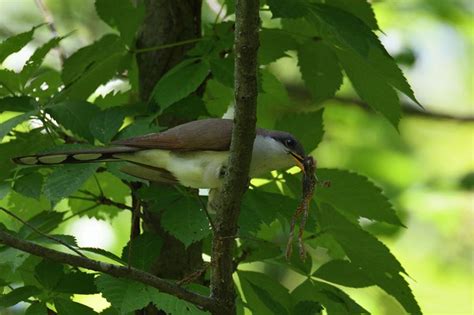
[115,149,229,188]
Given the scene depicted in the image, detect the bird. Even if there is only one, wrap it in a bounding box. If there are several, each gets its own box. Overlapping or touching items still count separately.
[12,118,306,189]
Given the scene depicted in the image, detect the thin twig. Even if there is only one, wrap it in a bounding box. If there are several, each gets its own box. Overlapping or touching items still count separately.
[196,195,216,232]
[131,38,203,54]
[0,207,86,258]
[34,0,66,65]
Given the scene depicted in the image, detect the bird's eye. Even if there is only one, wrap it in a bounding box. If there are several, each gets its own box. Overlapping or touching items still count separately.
[285,138,295,148]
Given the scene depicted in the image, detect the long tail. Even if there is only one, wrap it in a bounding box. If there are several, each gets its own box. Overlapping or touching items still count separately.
[12,146,139,166]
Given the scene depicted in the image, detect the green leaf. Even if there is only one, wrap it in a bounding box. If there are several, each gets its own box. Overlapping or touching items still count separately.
[95,0,145,46]
[54,298,98,315]
[152,59,210,109]
[326,0,379,30]
[291,279,368,314]
[0,96,38,112]
[114,117,163,140]
[0,24,42,63]
[0,68,21,95]
[34,259,64,289]
[25,302,48,315]
[267,0,308,18]
[25,69,62,101]
[160,193,211,247]
[96,275,207,315]
[313,259,373,288]
[47,101,100,142]
[13,172,44,200]
[259,28,298,65]
[121,232,162,271]
[18,211,65,240]
[337,49,401,127]
[62,34,125,85]
[55,271,98,294]
[43,164,99,203]
[203,79,233,117]
[209,55,234,87]
[308,4,419,106]
[0,285,41,307]
[275,109,324,153]
[89,107,126,143]
[20,36,65,84]
[318,203,421,313]
[297,40,342,103]
[95,275,153,314]
[238,271,291,315]
[0,182,9,200]
[257,71,290,128]
[63,52,131,101]
[0,110,36,141]
[315,168,403,226]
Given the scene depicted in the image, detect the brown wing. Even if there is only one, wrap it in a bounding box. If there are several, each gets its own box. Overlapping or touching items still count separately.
[113,118,234,151]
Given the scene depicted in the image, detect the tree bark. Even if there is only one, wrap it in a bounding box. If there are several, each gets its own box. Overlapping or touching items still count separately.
[209,0,260,314]
[134,1,204,313]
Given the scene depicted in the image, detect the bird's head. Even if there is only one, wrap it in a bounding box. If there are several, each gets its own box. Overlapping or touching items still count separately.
[271,132,306,172]
[253,129,306,174]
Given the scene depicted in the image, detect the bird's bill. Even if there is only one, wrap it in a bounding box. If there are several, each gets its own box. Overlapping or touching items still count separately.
[290,152,305,173]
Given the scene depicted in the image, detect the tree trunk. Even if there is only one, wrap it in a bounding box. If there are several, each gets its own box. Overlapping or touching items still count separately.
[134,1,203,313]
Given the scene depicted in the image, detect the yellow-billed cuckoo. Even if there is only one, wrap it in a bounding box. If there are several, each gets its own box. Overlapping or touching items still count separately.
[12,118,306,188]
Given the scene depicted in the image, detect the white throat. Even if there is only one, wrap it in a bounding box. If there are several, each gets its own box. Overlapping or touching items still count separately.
[249,135,294,176]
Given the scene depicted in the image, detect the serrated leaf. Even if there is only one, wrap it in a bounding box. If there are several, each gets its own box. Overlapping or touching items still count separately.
[62,34,125,85]
[0,24,42,63]
[25,69,62,101]
[275,109,324,153]
[259,28,298,65]
[95,275,153,314]
[291,279,368,314]
[89,107,126,143]
[326,0,379,30]
[318,203,420,313]
[315,168,403,226]
[0,96,38,112]
[13,172,44,200]
[267,0,308,18]
[47,101,100,142]
[0,110,36,141]
[152,59,210,109]
[313,259,373,288]
[160,195,210,247]
[95,0,145,46]
[337,49,401,127]
[43,164,99,203]
[55,271,98,294]
[121,232,162,271]
[96,275,207,315]
[238,271,291,315]
[298,40,342,103]
[20,36,65,84]
[34,259,64,289]
[25,302,48,315]
[54,298,98,315]
[308,4,419,107]
[0,285,41,307]
[18,211,65,240]
[209,55,234,87]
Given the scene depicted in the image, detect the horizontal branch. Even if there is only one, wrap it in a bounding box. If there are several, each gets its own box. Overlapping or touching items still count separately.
[333,96,474,123]
[0,229,219,313]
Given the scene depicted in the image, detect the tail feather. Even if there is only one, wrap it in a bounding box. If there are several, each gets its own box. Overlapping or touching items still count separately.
[12,146,139,166]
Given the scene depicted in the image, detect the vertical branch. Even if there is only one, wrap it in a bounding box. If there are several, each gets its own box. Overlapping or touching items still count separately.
[209,0,260,313]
